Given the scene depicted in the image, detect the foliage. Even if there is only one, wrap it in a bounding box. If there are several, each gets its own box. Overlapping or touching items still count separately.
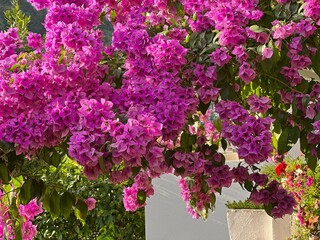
[0,144,145,239]
[0,0,46,34]
[261,163,282,183]
[4,0,30,40]
[226,199,264,209]
[271,158,320,239]
[0,177,43,240]
[0,0,319,238]
[32,159,145,240]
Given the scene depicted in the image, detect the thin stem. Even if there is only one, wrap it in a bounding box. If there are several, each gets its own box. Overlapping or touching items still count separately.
[263,74,305,94]
[0,187,21,198]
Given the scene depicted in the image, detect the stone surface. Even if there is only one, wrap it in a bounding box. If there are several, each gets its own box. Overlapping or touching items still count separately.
[227,209,291,240]
[227,210,272,240]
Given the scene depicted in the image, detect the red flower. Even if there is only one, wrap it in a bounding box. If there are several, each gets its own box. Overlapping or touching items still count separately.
[275,162,287,176]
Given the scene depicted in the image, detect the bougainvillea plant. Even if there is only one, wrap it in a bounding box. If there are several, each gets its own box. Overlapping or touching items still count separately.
[276,158,320,238]
[0,0,319,238]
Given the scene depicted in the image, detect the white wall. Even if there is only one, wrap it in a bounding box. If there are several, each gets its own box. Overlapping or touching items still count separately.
[145,142,301,240]
[145,161,250,240]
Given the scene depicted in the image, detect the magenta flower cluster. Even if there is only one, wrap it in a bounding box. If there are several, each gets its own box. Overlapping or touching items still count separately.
[215,101,273,165]
[0,195,42,240]
[0,0,319,230]
[250,181,296,218]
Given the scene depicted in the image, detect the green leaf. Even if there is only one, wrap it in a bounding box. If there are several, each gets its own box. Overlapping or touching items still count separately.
[189,32,198,48]
[244,180,253,192]
[252,165,260,171]
[20,179,32,204]
[273,123,282,134]
[221,138,227,151]
[12,176,23,189]
[276,126,299,153]
[278,127,289,155]
[274,3,291,20]
[261,59,272,72]
[311,50,320,77]
[209,194,216,211]
[190,135,197,146]
[137,190,147,205]
[175,167,185,175]
[0,141,14,154]
[198,207,209,219]
[43,188,52,212]
[180,131,189,152]
[49,190,61,219]
[99,156,107,174]
[180,132,196,152]
[0,163,10,184]
[287,126,300,145]
[50,150,61,167]
[7,196,22,239]
[220,154,226,166]
[264,203,273,217]
[31,179,44,199]
[14,219,22,240]
[60,192,74,219]
[141,157,149,168]
[290,3,299,15]
[172,1,185,17]
[268,40,281,64]
[220,85,238,101]
[272,133,278,149]
[198,100,210,114]
[249,25,264,33]
[214,118,222,132]
[192,12,197,21]
[292,97,299,116]
[210,144,219,151]
[300,133,309,154]
[132,166,141,177]
[98,11,106,23]
[110,10,116,22]
[205,31,214,44]
[307,155,317,172]
[41,147,51,164]
[215,188,222,194]
[256,44,264,54]
[302,96,310,109]
[296,80,310,94]
[75,199,88,222]
[197,31,207,49]
[165,150,174,166]
[58,50,65,64]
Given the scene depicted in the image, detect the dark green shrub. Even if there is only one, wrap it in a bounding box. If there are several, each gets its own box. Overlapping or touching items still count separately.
[32,159,145,240]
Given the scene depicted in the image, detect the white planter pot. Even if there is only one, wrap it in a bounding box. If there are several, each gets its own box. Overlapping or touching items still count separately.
[227,209,292,240]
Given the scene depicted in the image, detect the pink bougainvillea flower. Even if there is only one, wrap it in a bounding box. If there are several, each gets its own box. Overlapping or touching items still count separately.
[85,198,97,211]
[262,47,273,60]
